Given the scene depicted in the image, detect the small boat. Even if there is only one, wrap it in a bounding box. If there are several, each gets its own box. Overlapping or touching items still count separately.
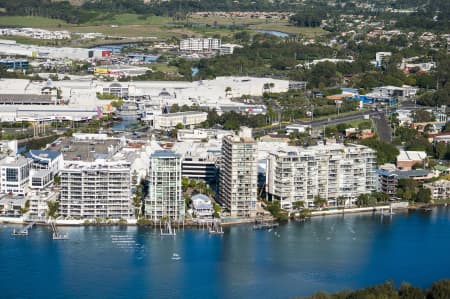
[53,233,69,240]
[160,221,176,236]
[209,221,224,235]
[253,222,279,230]
[171,253,181,261]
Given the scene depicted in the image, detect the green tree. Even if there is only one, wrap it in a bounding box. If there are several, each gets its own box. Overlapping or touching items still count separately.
[170,104,180,113]
[313,196,327,208]
[293,201,305,210]
[356,194,376,207]
[47,200,59,219]
[435,142,449,160]
[415,188,431,203]
[414,109,435,122]
[53,175,61,186]
[397,178,418,201]
[20,200,30,215]
[336,196,346,208]
[360,138,399,165]
[428,279,450,299]
[225,86,232,97]
[399,283,425,299]
[133,184,143,217]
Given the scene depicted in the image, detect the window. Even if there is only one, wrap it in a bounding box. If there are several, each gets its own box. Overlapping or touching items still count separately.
[6,168,18,182]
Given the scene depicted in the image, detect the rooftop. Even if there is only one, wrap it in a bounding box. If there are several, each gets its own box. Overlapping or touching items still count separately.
[151,150,180,159]
[52,138,122,162]
[0,94,53,105]
[397,150,427,162]
[25,150,61,163]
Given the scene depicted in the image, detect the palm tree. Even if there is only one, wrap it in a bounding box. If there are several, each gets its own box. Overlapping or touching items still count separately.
[337,196,346,214]
[314,196,327,209]
[225,86,232,97]
[293,201,305,210]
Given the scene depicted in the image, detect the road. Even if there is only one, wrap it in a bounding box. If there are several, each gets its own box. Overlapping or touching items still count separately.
[256,102,433,135]
[372,113,392,142]
[301,111,382,128]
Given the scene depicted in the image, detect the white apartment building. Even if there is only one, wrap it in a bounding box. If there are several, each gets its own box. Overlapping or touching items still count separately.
[144,111,208,130]
[375,52,392,67]
[424,180,450,200]
[146,150,184,222]
[0,156,32,196]
[180,38,221,52]
[59,160,133,220]
[219,127,258,218]
[25,150,63,176]
[220,43,243,55]
[369,85,418,100]
[266,143,377,209]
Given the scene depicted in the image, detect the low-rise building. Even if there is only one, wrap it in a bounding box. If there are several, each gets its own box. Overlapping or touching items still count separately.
[28,190,58,220]
[191,193,213,219]
[396,150,427,170]
[286,124,311,134]
[145,111,208,130]
[0,194,27,217]
[180,38,221,52]
[29,169,53,190]
[25,150,63,176]
[220,43,243,55]
[375,52,392,67]
[0,156,32,196]
[177,129,208,142]
[288,81,308,91]
[0,59,29,70]
[424,180,450,200]
[370,85,418,100]
[377,169,433,195]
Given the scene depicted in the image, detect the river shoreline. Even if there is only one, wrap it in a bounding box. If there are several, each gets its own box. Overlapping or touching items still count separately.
[2,202,447,227]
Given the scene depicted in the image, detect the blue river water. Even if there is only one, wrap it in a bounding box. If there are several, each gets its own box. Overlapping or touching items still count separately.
[1,207,450,299]
[254,30,291,38]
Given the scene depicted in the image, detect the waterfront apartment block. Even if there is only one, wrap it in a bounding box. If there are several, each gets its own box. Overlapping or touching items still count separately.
[266,143,377,208]
[182,152,218,183]
[377,169,433,196]
[219,127,258,218]
[59,160,133,220]
[424,180,450,200]
[0,156,32,196]
[146,150,185,222]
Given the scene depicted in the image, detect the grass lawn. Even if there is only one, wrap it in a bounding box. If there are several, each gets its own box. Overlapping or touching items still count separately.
[84,14,172,26]
[0,14,326,42]
[0,16,67,27]
[65,24,194,39]
[0,35,62,46]
[151,63,179,73]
